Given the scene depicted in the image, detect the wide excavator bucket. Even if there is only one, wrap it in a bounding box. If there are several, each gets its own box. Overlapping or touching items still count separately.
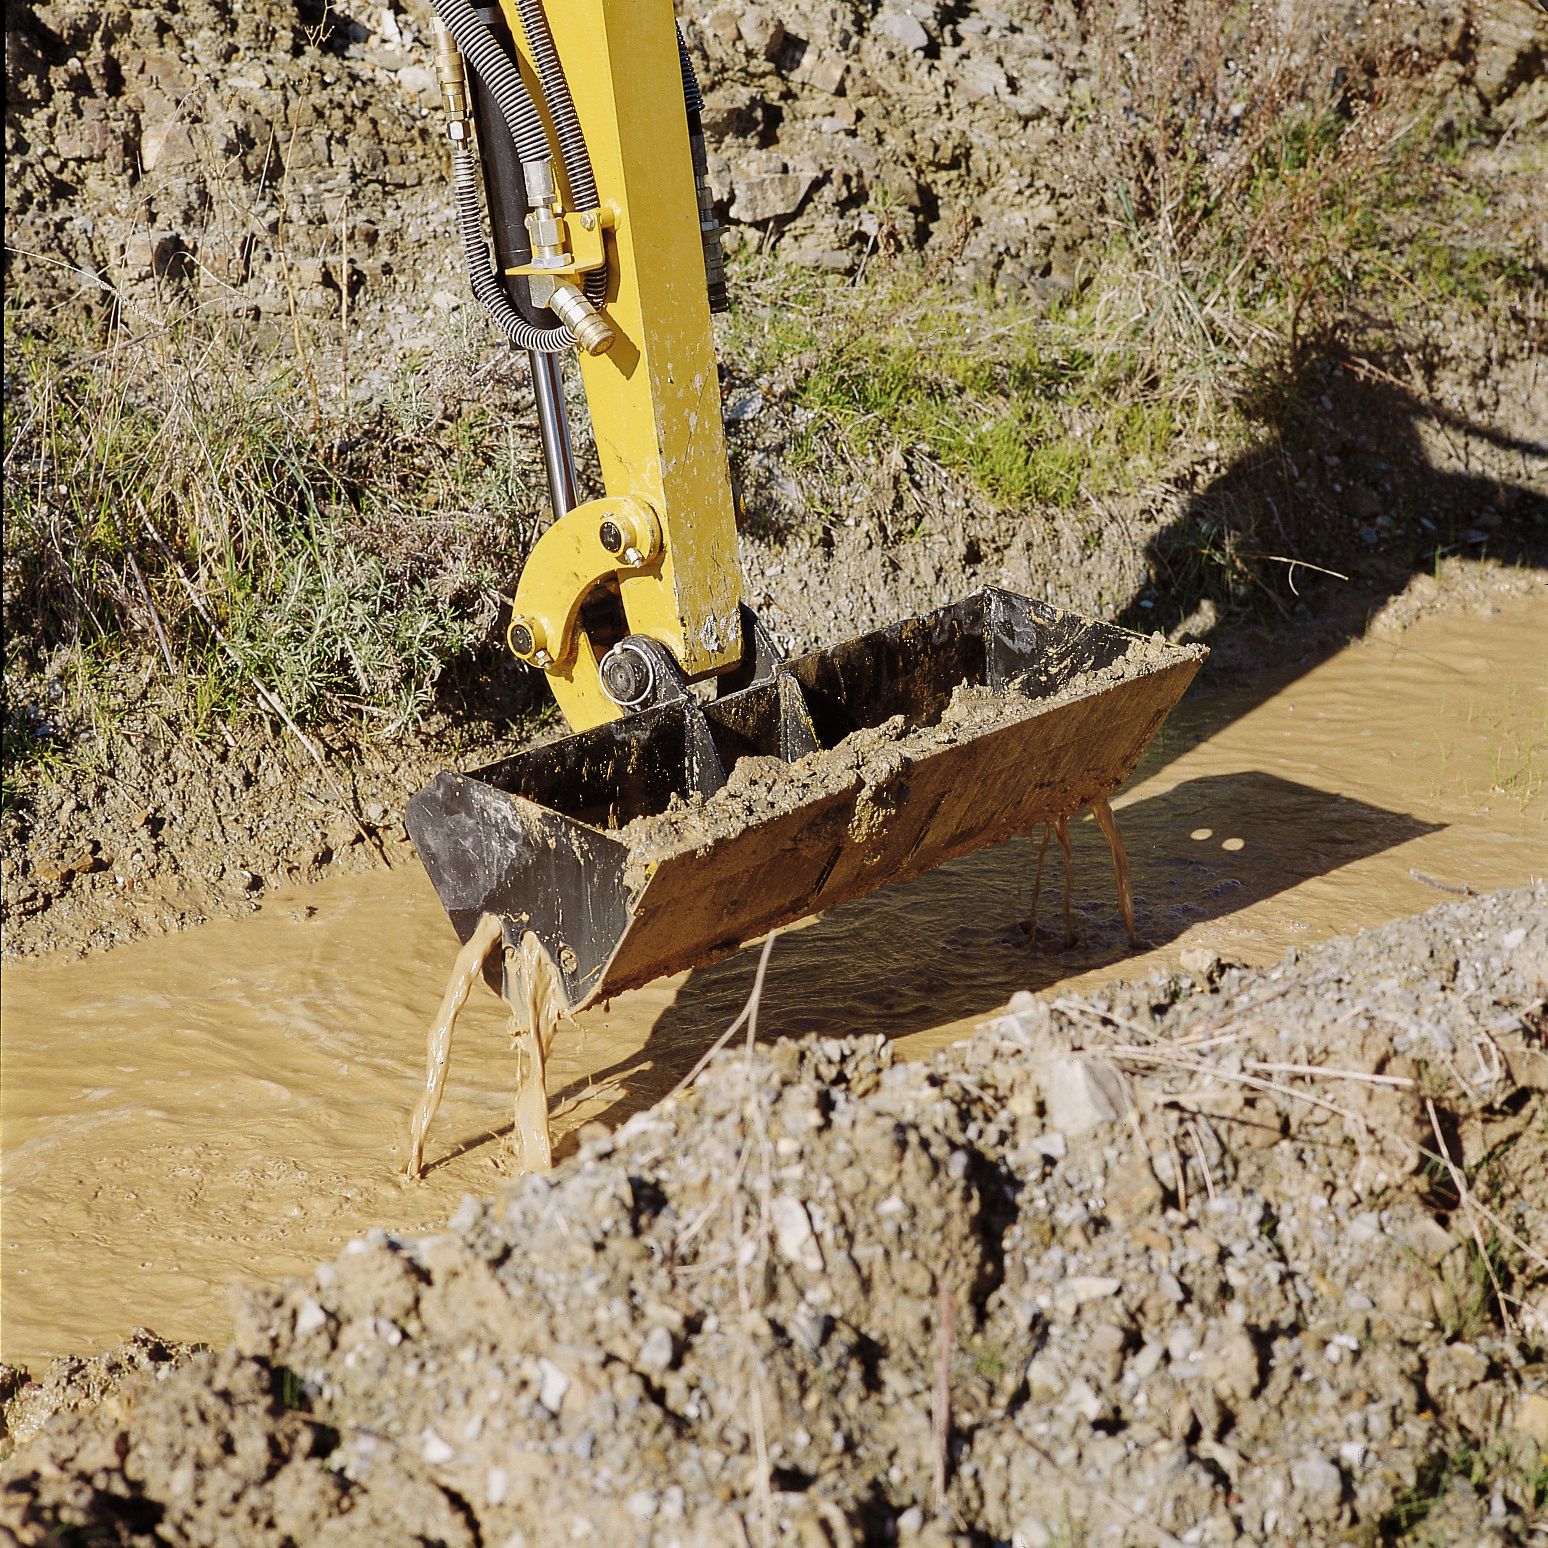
[406,587,1205,1009]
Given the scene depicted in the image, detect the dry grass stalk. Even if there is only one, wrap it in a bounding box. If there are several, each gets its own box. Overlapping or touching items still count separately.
[1096,1037,1548,1282]
[1425,1097,1517,1338]
[932,1278,954,1516]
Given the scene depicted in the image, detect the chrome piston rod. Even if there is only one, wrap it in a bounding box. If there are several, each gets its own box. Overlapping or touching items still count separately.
[529,348,579,516]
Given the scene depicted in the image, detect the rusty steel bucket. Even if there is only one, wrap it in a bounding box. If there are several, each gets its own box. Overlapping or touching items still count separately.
[405,587,1205,1009]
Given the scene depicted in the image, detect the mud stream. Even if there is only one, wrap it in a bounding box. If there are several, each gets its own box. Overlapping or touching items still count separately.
[4,591,1545,1369]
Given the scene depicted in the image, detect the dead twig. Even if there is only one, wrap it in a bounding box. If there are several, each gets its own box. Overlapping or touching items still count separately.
[932,1278,954,1516]
[669,931,780,1100]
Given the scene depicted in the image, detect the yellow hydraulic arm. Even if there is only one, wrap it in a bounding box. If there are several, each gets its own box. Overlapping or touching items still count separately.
[435,0,744,730]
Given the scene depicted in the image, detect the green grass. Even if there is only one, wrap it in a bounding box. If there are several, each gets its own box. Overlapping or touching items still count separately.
[3,311,540,793]
[725,265,1199,515]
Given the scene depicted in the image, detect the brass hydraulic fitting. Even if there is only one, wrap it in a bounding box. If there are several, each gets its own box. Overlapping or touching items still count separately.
[545,282,616,356]
[431,21,472,142]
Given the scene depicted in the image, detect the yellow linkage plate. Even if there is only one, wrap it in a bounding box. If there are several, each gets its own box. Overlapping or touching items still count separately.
[497,0,744,729]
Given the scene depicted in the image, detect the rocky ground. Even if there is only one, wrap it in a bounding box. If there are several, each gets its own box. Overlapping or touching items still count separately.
[7,0,1543,323]
[4,885,1546,1544]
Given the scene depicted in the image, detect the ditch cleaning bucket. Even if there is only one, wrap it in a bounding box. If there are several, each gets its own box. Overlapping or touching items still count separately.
[405,586,1205,1009]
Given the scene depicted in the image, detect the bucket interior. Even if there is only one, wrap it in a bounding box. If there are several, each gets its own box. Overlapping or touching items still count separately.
[467,589,1141,834]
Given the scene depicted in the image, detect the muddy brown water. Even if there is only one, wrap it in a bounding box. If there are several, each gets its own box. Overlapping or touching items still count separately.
[4,592,1545,1370]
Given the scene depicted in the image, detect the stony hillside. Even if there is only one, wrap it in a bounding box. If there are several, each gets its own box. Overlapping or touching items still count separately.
[6,0,1544,334]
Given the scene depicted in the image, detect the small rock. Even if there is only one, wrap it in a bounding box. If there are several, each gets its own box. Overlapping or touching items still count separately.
[1389,1215,1460,1267]
[1179,946,1222,981]
[421,1429,454,1464]
[397,64,437,98]
[1509,1392,1548,1447]
[874,11,930,51]
[536,1358,570,1414]
[1289,1452,1344,1519]
[293,1299,328,1337]
[1427,1342,1490,1393]
[1104,1154,1163,1224]
[771,1194,825,1272]
[1053,1275,1120,1316]
[736,5,785,61]
[725,390,764,423]
[637,1326,675,1373]
[141,120,197,171]
[1044,1055,1133,1135]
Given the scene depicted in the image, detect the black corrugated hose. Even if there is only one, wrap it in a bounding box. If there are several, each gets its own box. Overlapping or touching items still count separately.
[431,0,612,348]
[514,0,607,307]
[452,141,574,352]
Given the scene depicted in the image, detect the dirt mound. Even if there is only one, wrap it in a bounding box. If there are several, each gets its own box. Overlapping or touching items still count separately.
[6,885,1545,1544]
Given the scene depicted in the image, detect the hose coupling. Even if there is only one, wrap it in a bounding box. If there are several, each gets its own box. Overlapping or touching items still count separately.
[431,20,473,142]
[688,126,729,313]
[540,280,616,356]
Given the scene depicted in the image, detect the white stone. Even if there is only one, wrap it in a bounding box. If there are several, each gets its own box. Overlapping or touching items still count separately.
[294,1298,327,1336]
[875,12,929,51]
[771,1194,825,1272]
[638,1325,675,1372]
[1290,1452,1344,1518]
[421,1429,455,1464]
[537,1357,571,1414]
[1044,1055,1133,1135]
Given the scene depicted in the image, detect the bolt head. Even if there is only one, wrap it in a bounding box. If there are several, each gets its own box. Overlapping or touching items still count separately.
[598,519,624,554]
[509,621,534,655]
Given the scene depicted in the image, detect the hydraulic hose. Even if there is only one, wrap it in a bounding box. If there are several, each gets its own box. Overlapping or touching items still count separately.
[432,0,613,347]
[675,24,729,312]
[676,24,704,113]
[453,141,574,352]
[429,0,549,166]
[513,0,607,306]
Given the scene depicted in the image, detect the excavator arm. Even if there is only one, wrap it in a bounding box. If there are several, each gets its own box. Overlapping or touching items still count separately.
[401,0,1204,1172]
[432,0,743,729]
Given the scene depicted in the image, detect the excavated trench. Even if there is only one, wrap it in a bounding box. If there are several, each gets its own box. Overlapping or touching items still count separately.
[3,589,1545,1371]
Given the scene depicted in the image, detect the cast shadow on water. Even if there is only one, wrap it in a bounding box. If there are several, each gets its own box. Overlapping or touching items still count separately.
[501,768,1438,1160]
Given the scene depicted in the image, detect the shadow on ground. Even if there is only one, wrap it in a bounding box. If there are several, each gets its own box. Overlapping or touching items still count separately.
[1116,338,1547,747]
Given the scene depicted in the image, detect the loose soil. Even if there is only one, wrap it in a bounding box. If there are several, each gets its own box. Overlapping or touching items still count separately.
[618,632,1198,859]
